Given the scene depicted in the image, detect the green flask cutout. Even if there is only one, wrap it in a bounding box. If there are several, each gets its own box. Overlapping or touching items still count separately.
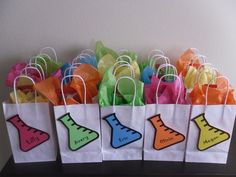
[58,113,99,151]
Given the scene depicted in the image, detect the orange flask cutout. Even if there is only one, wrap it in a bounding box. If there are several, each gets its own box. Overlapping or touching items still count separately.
[148,114,185,150]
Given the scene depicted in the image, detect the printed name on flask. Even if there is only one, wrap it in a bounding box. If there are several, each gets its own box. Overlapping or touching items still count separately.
[119,137,128,142]
[26,137,40,145]
[75,136,89,144]
[203,136,219,145]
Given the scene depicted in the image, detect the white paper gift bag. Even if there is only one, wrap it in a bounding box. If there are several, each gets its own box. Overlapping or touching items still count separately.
[185,76,236,164]
[2,75,58,163]
[143,74,191,161]
[101,76,145,161]
[53,75,102,163]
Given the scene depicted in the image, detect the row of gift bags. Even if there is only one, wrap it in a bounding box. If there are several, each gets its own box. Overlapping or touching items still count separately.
[3,72,236,164]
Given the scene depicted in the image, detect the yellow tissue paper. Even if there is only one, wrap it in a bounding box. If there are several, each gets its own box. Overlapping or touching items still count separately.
[97,54,116,77]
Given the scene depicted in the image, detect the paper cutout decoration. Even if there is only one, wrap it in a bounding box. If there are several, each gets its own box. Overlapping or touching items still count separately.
[103,113,142,149]
[7,115,50,152]
[58,113,99,151]
[148,114,185,150]
[193,113,230,151]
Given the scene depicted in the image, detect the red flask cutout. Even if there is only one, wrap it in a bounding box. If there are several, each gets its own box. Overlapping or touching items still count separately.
[7,115,50,152]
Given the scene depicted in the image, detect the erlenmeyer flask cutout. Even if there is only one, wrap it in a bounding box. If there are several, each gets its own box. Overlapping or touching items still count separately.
[193,113,230,151]
[148,114,185,150]
[7,115,50,152]
[103,113,142,149]
[58,113,99,151]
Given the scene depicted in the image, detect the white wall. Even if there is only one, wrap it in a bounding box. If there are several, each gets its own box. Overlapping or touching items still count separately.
[0,0,236,170]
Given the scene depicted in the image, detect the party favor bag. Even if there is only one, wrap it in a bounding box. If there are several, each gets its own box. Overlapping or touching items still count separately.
[101,76,145,160]
[54,75,102,163]
[2,75,58,163]
[185,76,236,163]
[144,74,191,161]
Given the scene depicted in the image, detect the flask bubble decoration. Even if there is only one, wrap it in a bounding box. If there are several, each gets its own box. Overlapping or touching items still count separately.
[193,76,230,151]
[103,76,142,149]
[148,74,185,150]
[58,74,99,151]
[7,75,50,152]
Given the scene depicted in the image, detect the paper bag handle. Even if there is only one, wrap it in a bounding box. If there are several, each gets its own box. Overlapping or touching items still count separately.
[112,76,137,112]
[40,47,58,62]
[21,65,44,80]
[156,63,178,76]
[148,49,165,60]
[13,75,36,104]
[205,76,230,106]
[29,56,48,76]
[61,74,87,113]
[156,74,182,105]
[149,54,169,69]
[116,55,132,64]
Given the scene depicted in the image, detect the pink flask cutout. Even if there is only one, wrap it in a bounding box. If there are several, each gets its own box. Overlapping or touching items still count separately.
[7,114,50,152]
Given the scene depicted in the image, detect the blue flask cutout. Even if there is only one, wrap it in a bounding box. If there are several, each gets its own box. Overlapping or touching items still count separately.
[103,113,142,148]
